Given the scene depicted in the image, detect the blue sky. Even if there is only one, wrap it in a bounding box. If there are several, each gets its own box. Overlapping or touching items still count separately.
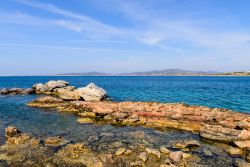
[0,0,250,75]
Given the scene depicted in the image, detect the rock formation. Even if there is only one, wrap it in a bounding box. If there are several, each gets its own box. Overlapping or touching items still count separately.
[1,80,107,102]
[27,95,250,154]
[0,88,35,95]
[75,83,107,101]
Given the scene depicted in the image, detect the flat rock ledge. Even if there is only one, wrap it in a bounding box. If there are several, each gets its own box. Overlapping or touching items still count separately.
[28,96,250,150]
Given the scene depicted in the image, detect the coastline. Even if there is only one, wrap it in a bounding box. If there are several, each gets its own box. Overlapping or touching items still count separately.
[1,79,250,166]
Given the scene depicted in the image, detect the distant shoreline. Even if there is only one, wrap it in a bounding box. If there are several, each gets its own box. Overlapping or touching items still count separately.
[0,75,250,77]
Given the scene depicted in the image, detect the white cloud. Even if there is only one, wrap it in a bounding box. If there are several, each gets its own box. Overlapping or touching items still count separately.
[9,0,250,52]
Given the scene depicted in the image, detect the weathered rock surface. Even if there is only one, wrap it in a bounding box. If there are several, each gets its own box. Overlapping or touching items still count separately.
[75,83,107,101]
[169,151,183,164]
[27,96,250,147]
[30,80,108,102]
[58,89,81,100]
[115,148,126,156]
[32,80,69,93]
[227,147,243,155]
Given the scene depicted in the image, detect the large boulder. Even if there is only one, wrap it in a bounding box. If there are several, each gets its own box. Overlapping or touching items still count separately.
[75,83,107,101]
[21,88,35,94]
[46,80,69,91]
[32,83,48,93]
[33,80,69,93]
[9,88,23,94]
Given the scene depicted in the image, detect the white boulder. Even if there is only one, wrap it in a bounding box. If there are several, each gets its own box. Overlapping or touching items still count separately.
[75,83,107,101]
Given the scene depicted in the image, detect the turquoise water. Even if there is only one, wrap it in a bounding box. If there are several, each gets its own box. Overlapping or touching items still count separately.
[1,76,250,112]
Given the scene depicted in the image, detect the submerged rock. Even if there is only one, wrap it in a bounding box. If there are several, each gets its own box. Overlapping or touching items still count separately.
[145,148,161,159]
[174,140,200,149]
[5,126,20,138]
[115,148,126,156]
[169,151,183,164]
[77,117,94,124]
[138,152,148,162]
[44,136,70,147]
[76,83,107,101]
[1,126,104,167]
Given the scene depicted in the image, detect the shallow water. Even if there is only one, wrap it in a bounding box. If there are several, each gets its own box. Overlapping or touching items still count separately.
[0,95,196,145]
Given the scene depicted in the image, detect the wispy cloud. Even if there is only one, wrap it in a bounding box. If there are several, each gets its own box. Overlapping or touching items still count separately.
[14,0,123,35]
[9,0,250,52]
[95,0,250,48]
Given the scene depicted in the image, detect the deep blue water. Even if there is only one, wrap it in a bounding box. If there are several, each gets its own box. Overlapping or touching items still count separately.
[1,76,250,112]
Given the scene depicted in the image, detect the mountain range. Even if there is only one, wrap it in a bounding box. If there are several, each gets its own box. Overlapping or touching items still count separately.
[57,69,221,76]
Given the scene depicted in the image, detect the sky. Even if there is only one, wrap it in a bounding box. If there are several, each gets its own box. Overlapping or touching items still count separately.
[0,0,250,75]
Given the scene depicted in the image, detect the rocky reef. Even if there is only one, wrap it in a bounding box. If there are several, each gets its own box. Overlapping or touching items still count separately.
[0,126,213,167]
[28,96,250,146]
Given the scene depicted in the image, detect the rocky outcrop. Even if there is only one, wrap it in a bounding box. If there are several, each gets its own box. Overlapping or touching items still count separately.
[75,83,107,101]
[0,88,35,95]
[27,97,250,150]
[32,80,69,93]
[1,80,108,102]
[31,80,108,101]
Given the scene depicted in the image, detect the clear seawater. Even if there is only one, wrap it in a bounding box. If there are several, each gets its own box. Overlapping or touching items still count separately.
[0,76,249,166]
[1,76,250,112]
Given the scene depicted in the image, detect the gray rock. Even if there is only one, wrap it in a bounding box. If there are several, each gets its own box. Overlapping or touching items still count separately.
[45,80,69,91]
[32,83,48,92]
[75,83,107,101]
[9,88,23,94]
[0,88,9,94]
[21,88,35,94]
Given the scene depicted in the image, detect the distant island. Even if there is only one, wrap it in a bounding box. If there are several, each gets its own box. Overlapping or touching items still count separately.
[57,69,250,76]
